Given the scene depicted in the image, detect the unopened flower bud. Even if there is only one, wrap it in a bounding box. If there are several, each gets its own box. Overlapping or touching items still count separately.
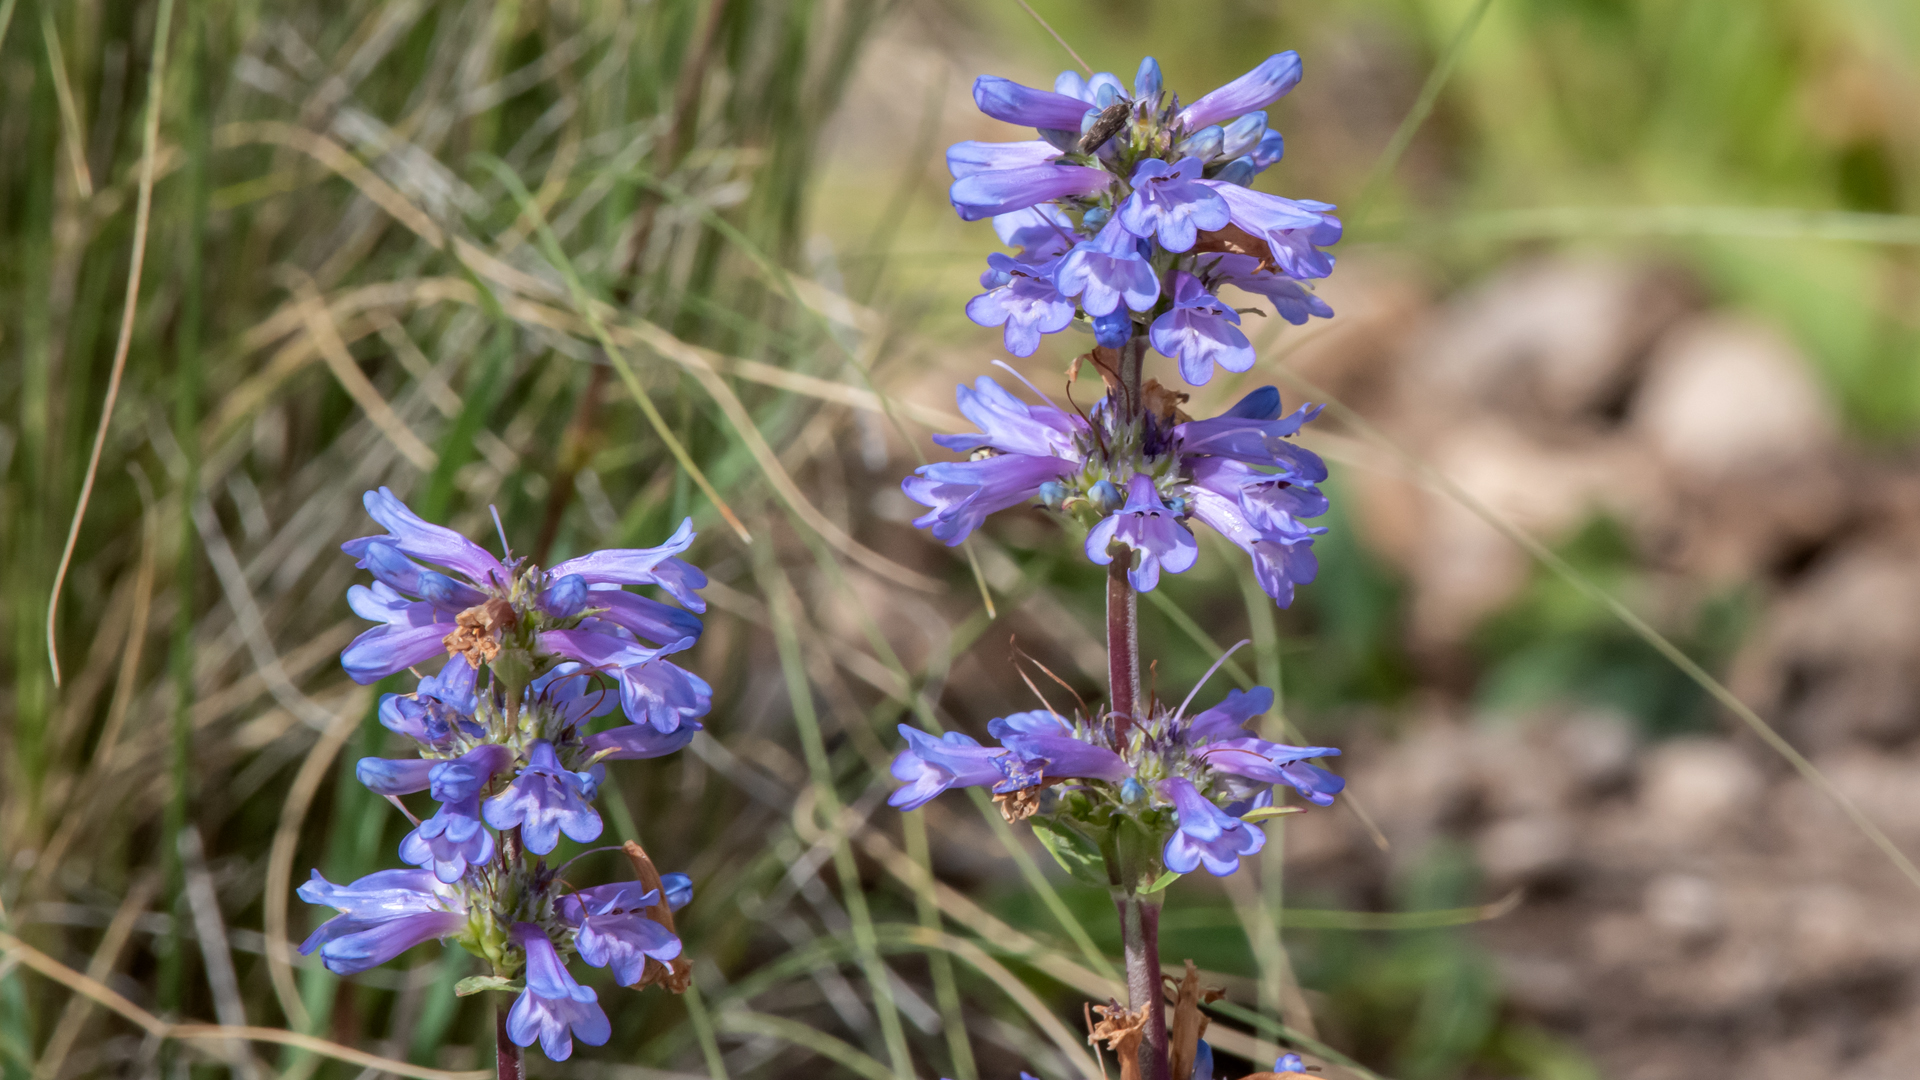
[1092,311,1132,348]
[1212,157,1256,187]
[539,574,589,619]
[1037,481,1069,509]
[1133,57,1162,102]
[1120,777,1147,805]
[1220,112,1267,159]
[1174,125,1223,161]
[1088,479,1123,514]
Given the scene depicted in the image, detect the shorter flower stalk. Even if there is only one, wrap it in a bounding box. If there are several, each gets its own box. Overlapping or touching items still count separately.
[303,490,708,1072]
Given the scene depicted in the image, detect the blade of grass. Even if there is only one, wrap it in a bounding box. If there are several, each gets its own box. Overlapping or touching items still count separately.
[477,157,750,543]
[715,1011,894,1080]
[752,535,915,1080]
[46,0,175,685]
[1350,0,1496,230]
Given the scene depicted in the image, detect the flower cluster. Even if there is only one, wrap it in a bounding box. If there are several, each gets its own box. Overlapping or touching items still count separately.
[905,376,1328,606]
[302,490,705,1061]
[891,680,1342,884]
[954,54,1336,370]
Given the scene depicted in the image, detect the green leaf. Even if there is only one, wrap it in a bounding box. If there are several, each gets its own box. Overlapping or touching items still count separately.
[1030,818,1111,887]
[454,975,523,997]
[1239,805,1306,823]
[1142,870,1183,894]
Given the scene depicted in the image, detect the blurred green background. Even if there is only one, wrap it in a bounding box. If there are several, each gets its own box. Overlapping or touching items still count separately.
[3,0,1917,1078]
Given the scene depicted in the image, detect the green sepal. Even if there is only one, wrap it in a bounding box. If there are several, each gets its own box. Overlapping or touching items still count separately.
[1142,869,1182,894]
[1030,818,1111,888]
[454,975,524,997]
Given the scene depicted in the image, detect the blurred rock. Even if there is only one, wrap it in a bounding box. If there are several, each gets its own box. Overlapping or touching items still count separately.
[1633,316,1839,479]
[1636,738,1763,845]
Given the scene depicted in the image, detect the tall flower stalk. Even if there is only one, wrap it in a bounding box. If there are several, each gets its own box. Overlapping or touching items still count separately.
[897,52,1343,1080]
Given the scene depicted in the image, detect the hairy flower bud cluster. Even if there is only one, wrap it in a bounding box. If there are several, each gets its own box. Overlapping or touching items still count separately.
[890,681,1342,884]
[953,54,1337,371]
[302,489,706,1061]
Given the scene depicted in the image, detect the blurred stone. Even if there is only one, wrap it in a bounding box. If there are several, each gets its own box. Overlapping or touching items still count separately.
[1478,813,1576,887]
[1411,256,1692,427]
[1644,872,1722,940]
[1637,739,1764,844]
[1633,316,1839,479]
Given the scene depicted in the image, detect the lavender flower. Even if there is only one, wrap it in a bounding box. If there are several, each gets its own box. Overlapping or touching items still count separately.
[968,254,1076,356]
[988,711,1130,785]
[1055,218,1160,317]
[1197,183,1341,280]
[1117,158,1228,253]
[1201,253,1333,326]
[1150,271,1255,384]
[1086,474,1199,592]
[1160,776,1266,876]
[506,924,610,1061]
[1201,737,1345,805]
[483,740,604,855]
[1176,53,1303,131]
[297,869,466,975]
[561,880,690,987]
[950,163,1111,222]
[888,727,1008,810]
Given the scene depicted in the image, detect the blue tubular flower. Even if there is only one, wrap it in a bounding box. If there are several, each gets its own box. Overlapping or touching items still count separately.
[993,205,1077,261]
[888,726,1007,810]
[1176,52,1303,132]
[1150,272,1255,385]
[1220,112,1268,160]
[1274,1054,1308,1075]
[546,518,705,602]
[1198,183,1341,280]
[1160,777,1266,876]
[1117,158,1228,253]
[1185,686,1275,743]
[399,745,513,883]
[348,487,509,589]
[353,541,487,613]
[1203,254,1333,325]
[988,711,1129,783]
[972,75,1098,131]
[538,629,706,733]
[483,740,603,855]
[951,163,1112,222]
[1086,475,1199,592]
[297,869,465,976]
[903,375,1087,545]
[1184,475,1320,607]
[561,883,684,987]
[1201,737,1344,805]
[342,582,456,684]
[1055,218,1161,316]
[946,139,1060,178]
[585,720,700,760]
[967,254,1076,356]
[356,757,435,795]
[588,588,703,646]
[507,924,609,1062]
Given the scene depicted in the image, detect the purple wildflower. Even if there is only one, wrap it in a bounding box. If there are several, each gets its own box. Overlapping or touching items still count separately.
[1160,777,1266,876]
[946,139,1060,178]
[539,629,707,734]
[1086,474,1199,592]
[297,869,465,976]
[1197,183,1341,280]
[341,582,457,684]
[903,376,1086,545]
[483,740,603,855]
[397,746,513,883]
[1176,53,1303,132]
[968,254,1076,356]
[506,924,609,1061]
[950,163,1111,222]
[1150,271,1255,385]
[993,205,1078,261]
[1117,158,1229,253]
[1202,253,1333,325]
[1201,737,1344,806]
[972,75,1098,132]
[987,711,1129,784]
[561,882,685,987]
[888,727,1007,810]
[1055,218,1161,316]
[585,716,700,760]
[1184,686,1274,743]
